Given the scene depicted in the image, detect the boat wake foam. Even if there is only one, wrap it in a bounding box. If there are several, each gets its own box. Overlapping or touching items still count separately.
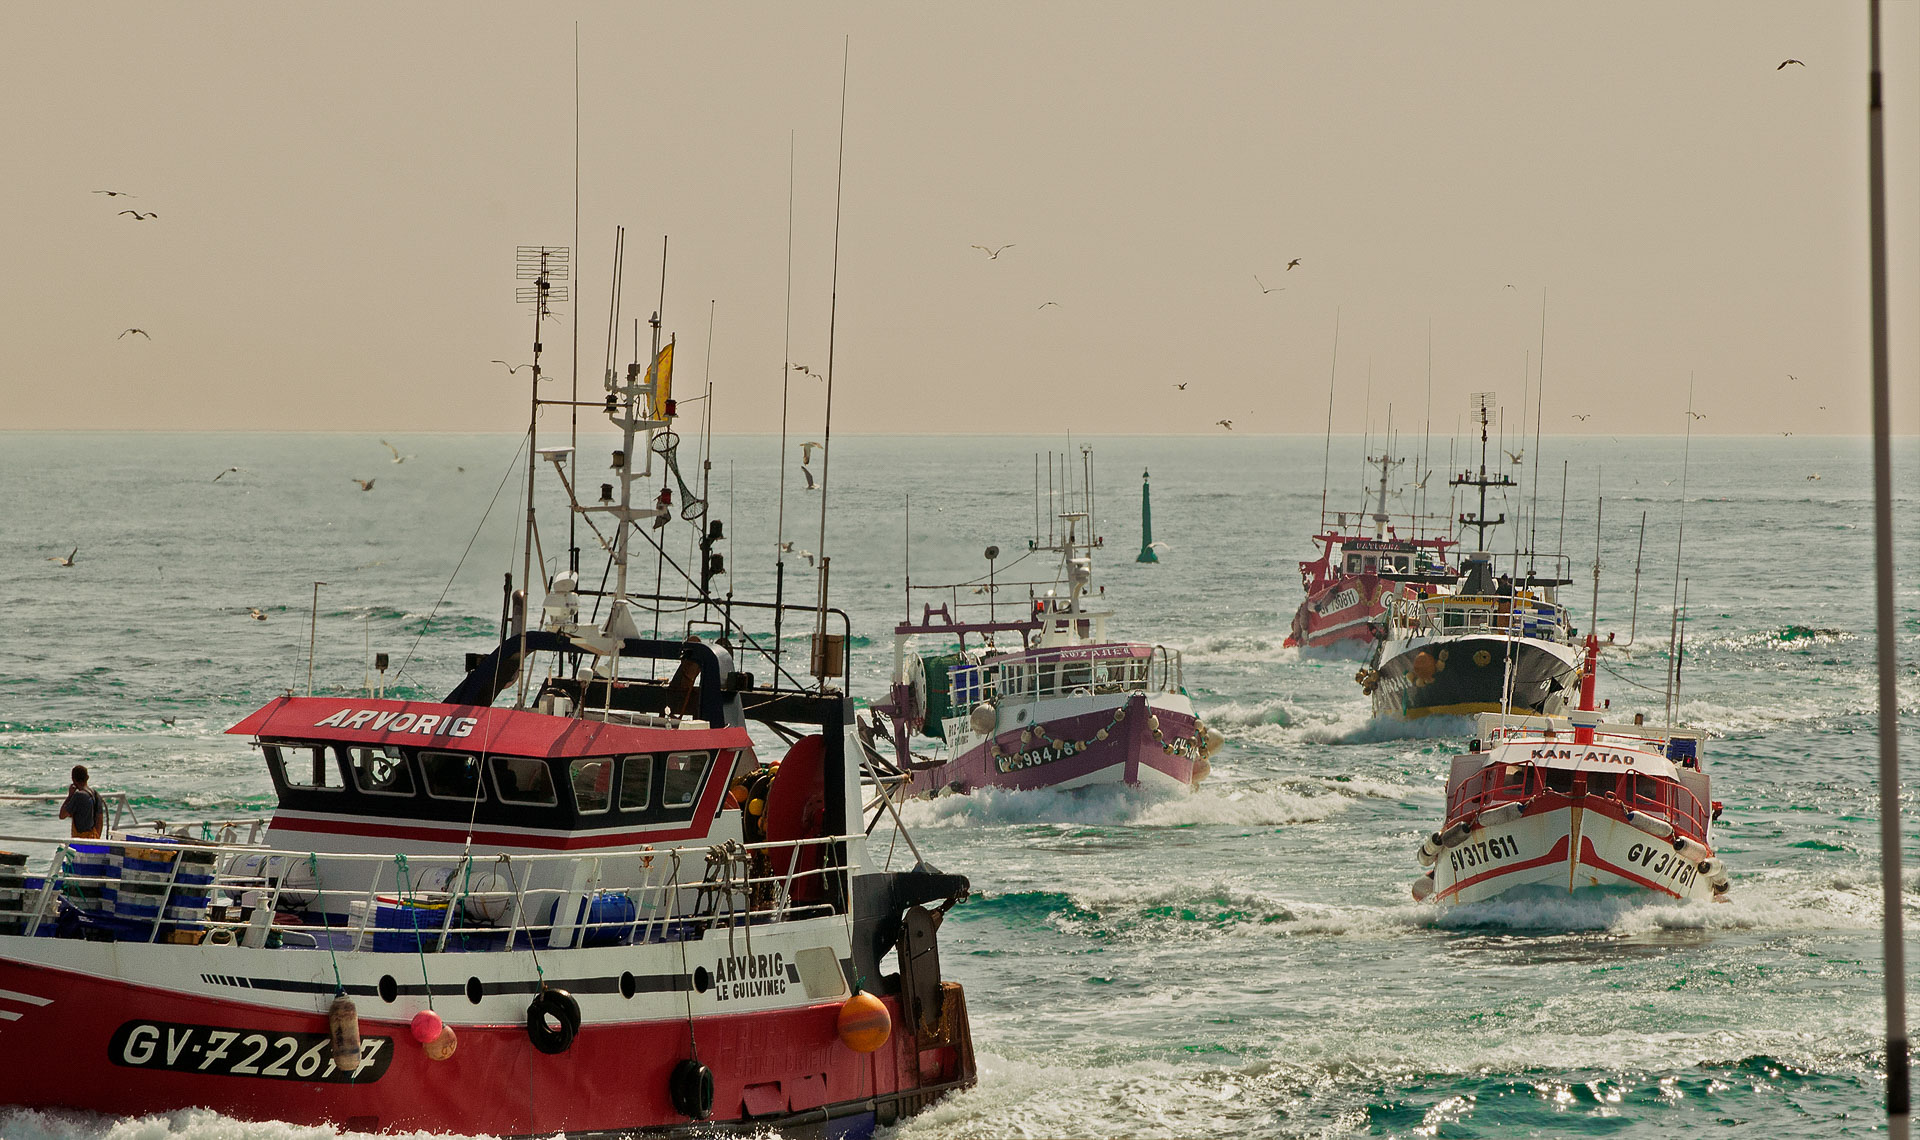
[896,780,1346,831]
[0,1104,471,1140]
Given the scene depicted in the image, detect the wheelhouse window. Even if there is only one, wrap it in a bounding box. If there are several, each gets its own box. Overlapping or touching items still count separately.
[1345,553,1362,573]
[1060,661,1093,691]
[269,744,345,791]
[491,757,558,806]
[570,758,614,814]
[420,751,485,801]
[619,755,654,810]
[348,747,415,796]
[662,751,712,809]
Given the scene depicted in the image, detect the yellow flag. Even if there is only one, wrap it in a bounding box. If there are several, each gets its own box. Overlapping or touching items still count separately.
[648,340,675,419]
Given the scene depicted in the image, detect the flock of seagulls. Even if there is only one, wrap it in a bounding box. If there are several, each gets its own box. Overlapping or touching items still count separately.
[99,190,159,339]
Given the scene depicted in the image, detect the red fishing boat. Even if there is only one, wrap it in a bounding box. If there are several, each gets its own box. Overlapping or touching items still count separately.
[1412,635,1727,906]
[0,245,974,1136]
[1287,447,1456,653]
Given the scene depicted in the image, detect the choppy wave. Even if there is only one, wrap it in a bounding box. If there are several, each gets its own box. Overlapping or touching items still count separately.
[1179,633,1297,666]
[896,780,1345,831]
[0,1106,491,1140]
[1298,711,1478,746]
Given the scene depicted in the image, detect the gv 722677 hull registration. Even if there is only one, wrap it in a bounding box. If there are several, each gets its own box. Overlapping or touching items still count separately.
[109,1020,391,1083]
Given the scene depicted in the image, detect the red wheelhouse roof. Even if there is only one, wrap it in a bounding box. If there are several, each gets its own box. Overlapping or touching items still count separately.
[226,696,750,758]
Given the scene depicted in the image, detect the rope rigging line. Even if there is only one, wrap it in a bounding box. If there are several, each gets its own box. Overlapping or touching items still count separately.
[392,432,532,689]
[308,852,344,997]
[395,853,435,1010]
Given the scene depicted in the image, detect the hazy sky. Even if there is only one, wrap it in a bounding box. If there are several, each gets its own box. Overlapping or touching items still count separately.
[2,3,1914,436]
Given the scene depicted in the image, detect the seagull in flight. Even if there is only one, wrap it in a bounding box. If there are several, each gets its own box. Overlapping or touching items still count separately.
[213,466,242,482]
[1778,59,1805,69]
[789,362,818,379]
[119,328,150,339]
[800,441,824,464]
[802,466,817,491]
[1570,414,1591,421]
[1253,275,1282,294]
[1686,411,1707,420]
[1286,258,1302,271]
[247,607,268,621]
[1807,473,1821,480]
[380,440,412,464]
[1503,448,1525,464]
[491,360,533,375]
[1216,419,1234,430]
[1787,373,1797,381]
[352,478,376,492]
[48,548,77,567]
[971,244,1014,260]
[1781,431,1794,436]
[118,210,158,221]
[1174,383,1188,391]
[93,189,135,197]
[159,715,177,726]
[1037,301,1060,310]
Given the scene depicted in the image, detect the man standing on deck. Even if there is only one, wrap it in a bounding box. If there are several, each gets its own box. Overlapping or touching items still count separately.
[57,765,104,838]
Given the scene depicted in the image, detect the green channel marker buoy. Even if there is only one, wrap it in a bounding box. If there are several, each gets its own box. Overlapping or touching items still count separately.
[1137,468,1158,563]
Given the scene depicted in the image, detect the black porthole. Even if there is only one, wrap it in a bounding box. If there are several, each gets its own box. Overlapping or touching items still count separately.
[466,976,484,1005]
[620,971,637,999]
[693,966,712,994]
[377,975,398,1004]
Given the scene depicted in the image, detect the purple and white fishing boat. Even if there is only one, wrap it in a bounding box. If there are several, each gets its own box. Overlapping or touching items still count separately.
[864,456,1219,798]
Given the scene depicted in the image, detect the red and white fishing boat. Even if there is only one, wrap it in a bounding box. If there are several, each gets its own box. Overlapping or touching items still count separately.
[867,454,1219,797]
[1287,447,1456,653]
[0,247,974,1136]
[1411,634,1727,906]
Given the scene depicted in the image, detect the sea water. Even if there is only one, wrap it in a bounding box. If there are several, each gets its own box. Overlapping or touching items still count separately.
[1,430,1916,1139]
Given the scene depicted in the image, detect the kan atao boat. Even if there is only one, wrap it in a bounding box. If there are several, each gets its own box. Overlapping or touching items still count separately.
[1412,637,1727,906]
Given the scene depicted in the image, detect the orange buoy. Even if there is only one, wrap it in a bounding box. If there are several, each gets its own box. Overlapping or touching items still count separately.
[424,1024,458,1061]
[836,990,891,1053]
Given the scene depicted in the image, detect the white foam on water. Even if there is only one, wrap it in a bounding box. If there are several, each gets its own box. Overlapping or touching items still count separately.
[1178,634,1299,666]
[1202,696,1302,729]
[1298,710,1477,746]
[0,1107,505,1140]
[896,779,1343,831]
[1431,876,1882,935]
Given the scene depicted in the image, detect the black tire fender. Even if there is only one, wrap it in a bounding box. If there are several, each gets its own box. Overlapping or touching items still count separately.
[526,986,581,1054]
[670,1057,715,1119]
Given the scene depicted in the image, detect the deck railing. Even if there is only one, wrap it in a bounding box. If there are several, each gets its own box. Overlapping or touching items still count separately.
[1447,760,1711,841]
[0,831,854,952]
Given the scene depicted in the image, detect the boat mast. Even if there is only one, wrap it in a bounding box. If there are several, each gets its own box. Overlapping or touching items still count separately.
[1452,392,1513,552]
[514,245,569,708]
[1317,310,1340,528]
[811,40,850,687]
